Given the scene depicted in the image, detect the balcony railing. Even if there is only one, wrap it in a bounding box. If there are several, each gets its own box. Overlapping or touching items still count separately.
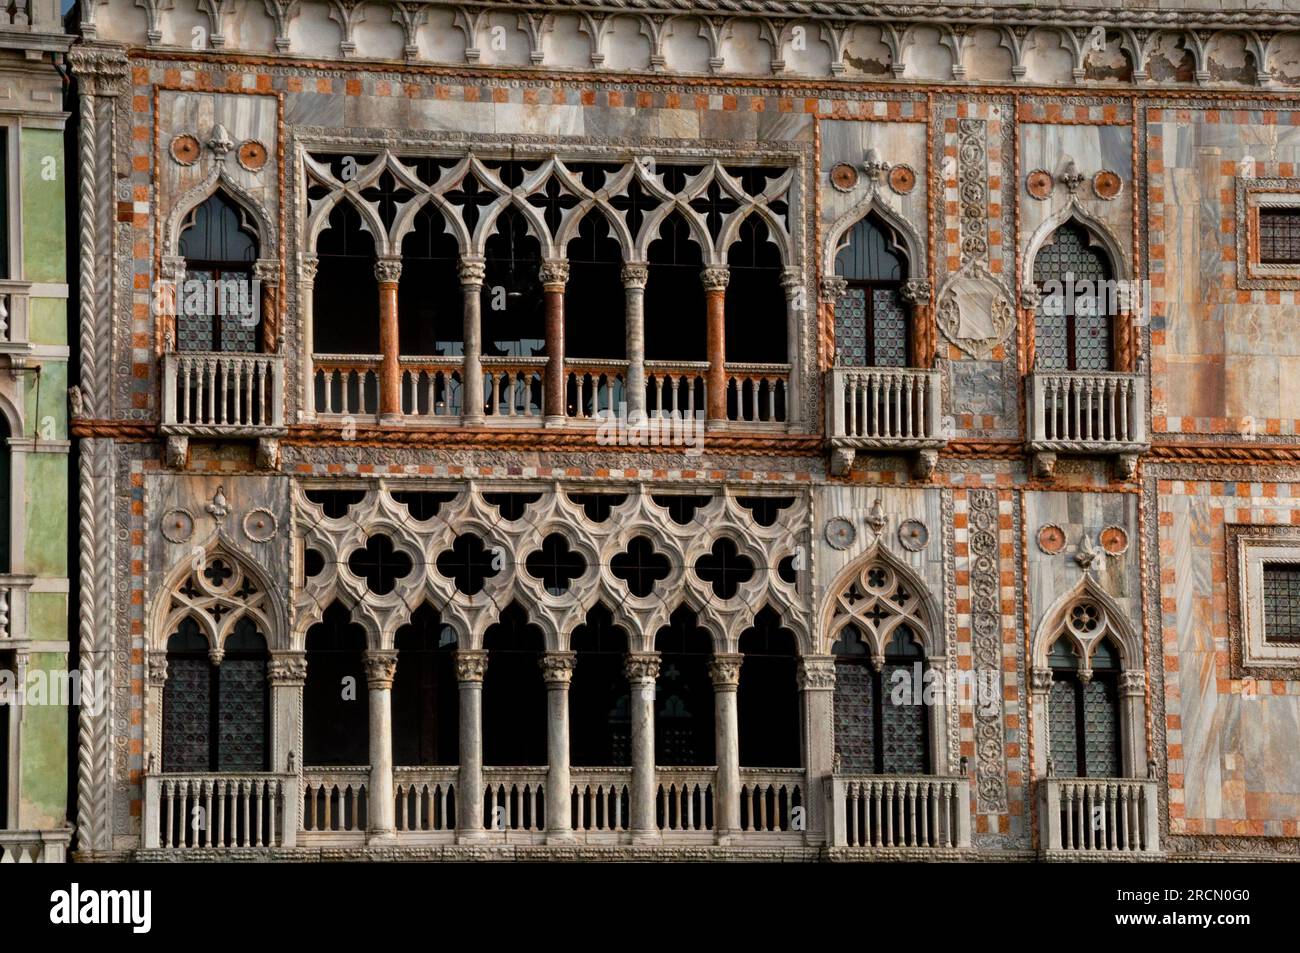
[143,773,298,849]
[0,574,33,641]
[161,351,286,434]
[393,766,458,833]
[826,367,946,476]
[726,363,790,425]
[481,358,546,419]
[656,767,716,833]
[0,829,71,863]
[1040,778,1160,855]
[570,767,632,833]
[400,359,462,419]
[301,767,369,833]
[482,767,547,832]
[566,362,627,420]
[0,281,32,359]
[830,774,972,849]
[739,768,805,833]
[1027,370,1147,458]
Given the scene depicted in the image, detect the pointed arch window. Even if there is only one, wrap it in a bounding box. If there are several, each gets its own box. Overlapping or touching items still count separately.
[1033,221,1114,371]
[834,213,910,368]
[177,191,260,353]
[1047,623,1122,778]
[162,617,269,772]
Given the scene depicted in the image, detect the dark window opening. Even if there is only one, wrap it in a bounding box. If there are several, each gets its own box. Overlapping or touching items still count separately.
[525,533,586,596]
[398,205,462,357]
[0,416,9,573]
[570,606,631,766]
[162,617,269,772]
[1263,562,1300,644]
[0,650,8,826]
[314,202,378,354]
[694,538,756,600]
[725,216,786,363]
[645,213,705,361]
[435,533,500,596]
[736,496,794,527]
[304,602,369,766]
[651,493,712,524]
[392,605,459,766]
[304,488,366,519]
[390,490,457,522]
[832,625,930,774]
[177,191,260,352]
[654,608,716,766]
[303,548,325,579]
[567,493,627,522]
[360,171,414,231]
[1047,635,1122,778]
[739,608,800,768]
[1258,208,1300,264]
[0,128,8,279]
[482,492,540,521]
[1034,221,1114,371]
[834,214,910,368]
[611,536,670,598]
[564,212,626,360]
[482,206,543,357]
[483,603,547,766]
[347,534,413,595]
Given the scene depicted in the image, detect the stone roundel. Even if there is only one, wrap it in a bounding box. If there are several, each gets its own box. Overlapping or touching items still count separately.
[830,163,859,192]
[160,507,195,544]
[1026,169,1054,200]
[897,519,929,552]
[825,517,856,550]
[238,139,269,172]
[1037,523,1067,555]
[242,507,278,543]
[169,134,201,166]
[888,164,917,195]
[1092,170,1123,201]
[1099,525,1130,556]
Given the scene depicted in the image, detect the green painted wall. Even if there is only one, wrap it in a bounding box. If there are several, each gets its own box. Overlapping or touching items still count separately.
[17,652,70,829]
[20,128,65,285]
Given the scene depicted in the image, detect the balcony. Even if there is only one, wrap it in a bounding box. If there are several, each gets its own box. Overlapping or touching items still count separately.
[311,356,792,429]
[161,351,287,466]
[0,282,32,368]
[0,829,71,863]
[826,367,946,478]
[1039,778,1160,857]
[142,772,299,851]
[0,574,33,642]
[1026,371,1147,479]
[828,774,972,853]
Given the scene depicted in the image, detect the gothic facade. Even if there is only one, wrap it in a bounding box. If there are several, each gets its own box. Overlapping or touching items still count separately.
[63,0,1300,860]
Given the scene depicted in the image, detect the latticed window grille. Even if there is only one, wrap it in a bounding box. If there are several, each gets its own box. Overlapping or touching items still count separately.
[1262,562,1300,644]
[1034,221,1113,371]
[833,625,930,774]
[1259,208,1300,264]
[176,191,260,353]
[834,215,910,367]
[1046,629,1122,778]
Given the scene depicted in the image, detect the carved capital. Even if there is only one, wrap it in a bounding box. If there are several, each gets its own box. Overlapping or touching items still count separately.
[700,266,730,292]
[374,257,402,285]
[539,651,577,686]
[363,650,399,689]
[1119,669,1146,696]
[539,260,570,290]
[68,47,130,96]
[779,267,803,296]
[623,652,661,684]
[268,652,308,684]
[621,263,649,290]
[820,275,848,305]
[145,652,168,688]
[455,649,489,683]
[300,254,319,284]
[708,653,743,688]
[458,257,486,288]
[796,655,836,691]
[252,258,280,285]
[1019,283,1042,311]
[1031,666,1054,694]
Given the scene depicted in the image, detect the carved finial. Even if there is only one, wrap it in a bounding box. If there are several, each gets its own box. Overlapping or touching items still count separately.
[865,498,887,534]
[207,123,234,160]
[206,485,229,524]
[1075,531,1098,571]
[1059,159,1085,195]
[863,147,891,183]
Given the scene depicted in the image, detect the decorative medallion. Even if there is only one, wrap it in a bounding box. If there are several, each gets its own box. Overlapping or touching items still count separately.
[1037,523,1066,555]
[1099,525,1130,556]
[242,507,278,543]
[160,508,195,544]
[1092,169,1123,201]
[169,134,201,166]
[1026,169,1054,200]
[898,519,929,552]
[935,259,1016,361]
[237,139,269,172]
[825,517,856,550]
[830,163,859,192]
[887,164,917,195]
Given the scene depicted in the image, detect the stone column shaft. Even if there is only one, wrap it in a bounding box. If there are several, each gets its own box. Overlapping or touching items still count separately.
[300,255,318,421]
[375,257,403,420]
[455,650,488,839]
[710,653,743,841]
[702,266,730,423]
[541,651,576,838]
[364,650,399,839]
[624,652,661,842]
[797,655,835,844]
[622,263,648,421]
[460,258,486,424]
[541,260,569,425]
